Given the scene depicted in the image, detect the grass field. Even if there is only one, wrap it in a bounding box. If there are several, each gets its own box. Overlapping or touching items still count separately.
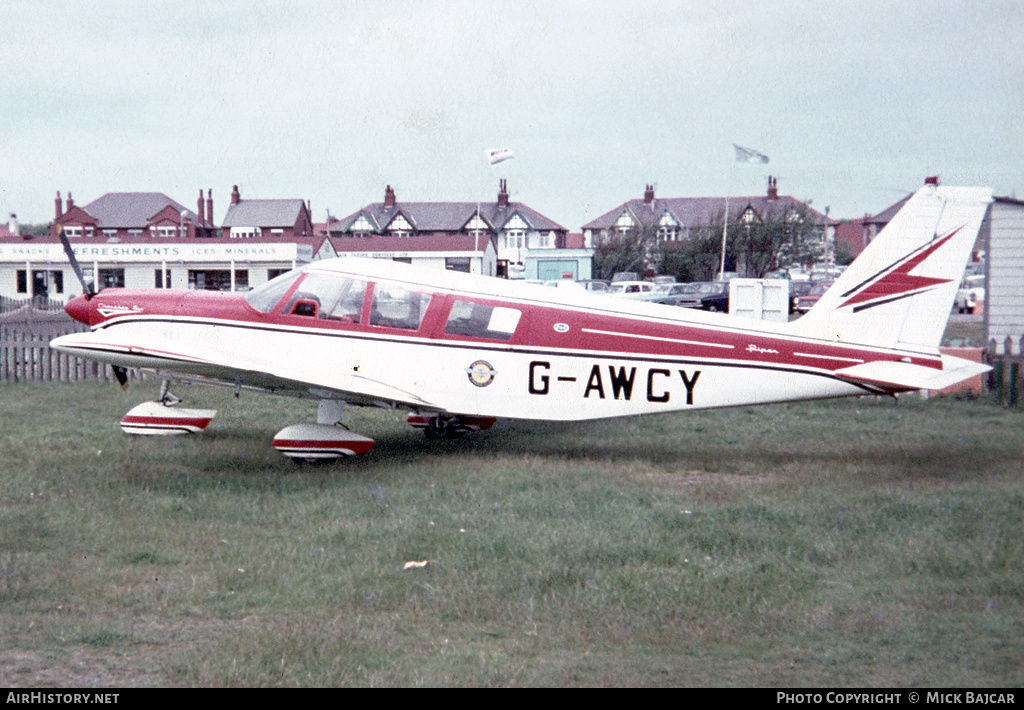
[1,381,1021,687]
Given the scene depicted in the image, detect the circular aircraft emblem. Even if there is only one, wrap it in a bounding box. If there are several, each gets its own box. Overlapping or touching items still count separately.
[466,360,497,387]
[553,323,570,333]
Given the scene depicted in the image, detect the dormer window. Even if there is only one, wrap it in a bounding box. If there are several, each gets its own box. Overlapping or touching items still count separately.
[465,213,489,233]
[657,213,679,241]
[614,211,635,235]
[388,214,413,237]
[348,215,374,238]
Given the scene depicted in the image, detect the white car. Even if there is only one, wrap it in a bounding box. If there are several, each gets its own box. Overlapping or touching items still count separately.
[607,281,655,299]
[955,274,985,314]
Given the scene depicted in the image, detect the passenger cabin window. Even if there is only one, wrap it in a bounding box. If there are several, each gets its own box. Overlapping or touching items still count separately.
[444,301,521,341]
[370,285,431,330]
[284,272,367,323]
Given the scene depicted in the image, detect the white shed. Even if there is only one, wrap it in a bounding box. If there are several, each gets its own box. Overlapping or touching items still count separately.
[986,197,1024,356]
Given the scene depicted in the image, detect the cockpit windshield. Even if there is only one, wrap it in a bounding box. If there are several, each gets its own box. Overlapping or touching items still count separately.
[246,270,302,313]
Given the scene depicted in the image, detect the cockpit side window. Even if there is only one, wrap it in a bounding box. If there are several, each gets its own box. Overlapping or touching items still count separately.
[283,273,368,322]
[246,270,302,313]
[444,300,521,341]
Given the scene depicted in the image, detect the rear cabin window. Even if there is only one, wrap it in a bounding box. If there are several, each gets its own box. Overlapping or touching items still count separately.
[444,301,521,341]
[370,285,431,331]
[283,273,368,323]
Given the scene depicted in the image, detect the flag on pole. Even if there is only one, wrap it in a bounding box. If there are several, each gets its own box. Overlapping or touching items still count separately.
[733,144,769,164]
[485,147,515,165]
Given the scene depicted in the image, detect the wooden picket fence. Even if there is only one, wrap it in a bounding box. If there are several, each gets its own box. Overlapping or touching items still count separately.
[0,306,145,384]
[0,295,67,314]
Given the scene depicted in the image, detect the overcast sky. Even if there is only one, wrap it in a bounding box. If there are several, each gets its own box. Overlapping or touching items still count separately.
[2,0,1022,229]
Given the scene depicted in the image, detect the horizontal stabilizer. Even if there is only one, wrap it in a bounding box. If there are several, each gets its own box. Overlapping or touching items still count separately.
[834,354,991,392]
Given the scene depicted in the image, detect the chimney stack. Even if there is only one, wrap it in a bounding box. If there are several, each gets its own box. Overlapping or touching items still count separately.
[55,191,63,221]
[644,184,655,204]
[384,185,396,207]
[207,189,214,226]
[231,185,241,205]
[497,179,509,207]
[9,213,19,237]
[767,176,778,200]
[924,176,939,186]
[197,189,205,226]
[67,193,74,212]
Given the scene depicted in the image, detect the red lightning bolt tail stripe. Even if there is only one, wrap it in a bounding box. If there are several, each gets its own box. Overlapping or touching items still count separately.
[837,226,962,310]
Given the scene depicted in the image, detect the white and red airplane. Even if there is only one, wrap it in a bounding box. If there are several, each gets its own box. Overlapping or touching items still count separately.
[51,184,992,461]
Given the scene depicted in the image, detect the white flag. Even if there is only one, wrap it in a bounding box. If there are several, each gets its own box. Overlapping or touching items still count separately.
[733,144,769,164]
[485,147,515,165]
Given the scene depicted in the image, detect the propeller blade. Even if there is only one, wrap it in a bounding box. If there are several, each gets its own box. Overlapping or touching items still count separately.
[58,228,95,298]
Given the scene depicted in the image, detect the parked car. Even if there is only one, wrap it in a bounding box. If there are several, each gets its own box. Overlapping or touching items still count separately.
[669,281,730,312]
[651,283,701,307]
[659,282,701,296]
[607,281,656,298]
[543,280,589,294]
[810,267,844,283]
[954,274,985,314]
[795,281,833,314]
[577,279,610,294]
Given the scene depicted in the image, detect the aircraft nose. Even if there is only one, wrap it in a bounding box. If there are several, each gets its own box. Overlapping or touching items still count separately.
[64,295,92,325]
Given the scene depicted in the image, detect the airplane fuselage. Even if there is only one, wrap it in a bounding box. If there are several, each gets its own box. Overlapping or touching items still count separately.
[52,259,940,422]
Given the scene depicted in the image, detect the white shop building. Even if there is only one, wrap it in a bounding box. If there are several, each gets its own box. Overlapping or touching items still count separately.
[0,239,312,303]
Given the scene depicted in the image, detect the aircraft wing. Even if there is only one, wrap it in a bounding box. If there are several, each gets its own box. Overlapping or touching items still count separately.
[833,354,991,393]
[49,330,444,410]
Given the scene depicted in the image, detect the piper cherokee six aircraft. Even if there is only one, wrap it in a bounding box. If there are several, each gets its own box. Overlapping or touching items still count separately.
[51,184,992,461]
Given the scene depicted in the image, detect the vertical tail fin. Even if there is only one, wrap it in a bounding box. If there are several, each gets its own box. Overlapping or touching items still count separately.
[792,184,991,351]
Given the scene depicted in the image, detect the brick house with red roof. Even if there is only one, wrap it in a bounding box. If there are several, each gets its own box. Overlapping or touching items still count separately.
[220,185,315,240]
[51,190,218,240]
[3,188,311,300]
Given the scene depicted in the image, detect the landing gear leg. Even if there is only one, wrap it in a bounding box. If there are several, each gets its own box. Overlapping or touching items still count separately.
[158,379,182,406]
